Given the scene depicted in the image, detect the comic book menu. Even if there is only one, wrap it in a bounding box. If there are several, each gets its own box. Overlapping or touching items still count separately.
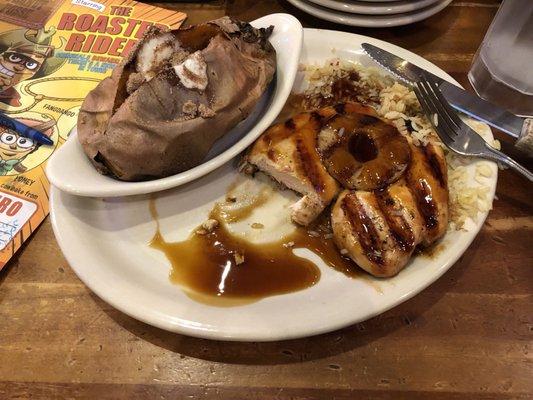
[0,0,186,268]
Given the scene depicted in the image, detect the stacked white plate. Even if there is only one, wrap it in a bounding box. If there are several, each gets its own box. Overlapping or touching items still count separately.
[287,0,453,27]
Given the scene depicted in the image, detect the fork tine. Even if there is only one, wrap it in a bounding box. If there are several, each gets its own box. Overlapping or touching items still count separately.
[414,80,457,143]
[416,76,533,180]
[413,82,455,144]
[412,83,434,125]
[418,78,459,137]
[423,74,465,129]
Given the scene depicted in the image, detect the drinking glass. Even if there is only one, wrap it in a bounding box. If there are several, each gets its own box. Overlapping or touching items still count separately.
[468,0,533,116]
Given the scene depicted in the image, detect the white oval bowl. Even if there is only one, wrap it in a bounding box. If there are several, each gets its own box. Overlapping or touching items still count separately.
[46,14,303,197]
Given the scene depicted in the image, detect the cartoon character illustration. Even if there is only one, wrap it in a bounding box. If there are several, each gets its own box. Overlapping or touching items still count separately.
[0,117,55,175]
[0,27,64,107]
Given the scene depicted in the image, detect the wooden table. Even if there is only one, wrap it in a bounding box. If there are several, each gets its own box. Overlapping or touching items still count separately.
[1,1,531,398]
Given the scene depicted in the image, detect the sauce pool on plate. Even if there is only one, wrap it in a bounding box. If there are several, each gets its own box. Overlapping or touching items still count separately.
[148,193,360,305]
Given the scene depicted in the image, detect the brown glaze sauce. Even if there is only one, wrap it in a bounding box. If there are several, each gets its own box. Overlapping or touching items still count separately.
[412,178,438,230]
[331,71,361,101]
[321,112,410,191]
[149,196,360,304]
[416,242,445,259]
[349,133,377,163]
[303,71,368,109]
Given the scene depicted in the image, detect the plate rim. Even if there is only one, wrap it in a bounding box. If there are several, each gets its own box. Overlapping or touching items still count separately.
[287,0,452,27]
[50,28,498,341]
[305,0,441,15]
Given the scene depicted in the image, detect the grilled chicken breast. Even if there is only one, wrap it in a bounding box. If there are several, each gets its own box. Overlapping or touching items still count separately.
[246,108,340,226]
[246,100,449,277]
[246,102,411,226]
[406,140,449,245]
[332,140,449,277]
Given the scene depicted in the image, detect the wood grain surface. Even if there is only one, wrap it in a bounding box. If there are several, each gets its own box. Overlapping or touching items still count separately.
[1,1,532,399]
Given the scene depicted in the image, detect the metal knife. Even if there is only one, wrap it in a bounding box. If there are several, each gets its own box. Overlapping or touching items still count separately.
[361,43,533,152]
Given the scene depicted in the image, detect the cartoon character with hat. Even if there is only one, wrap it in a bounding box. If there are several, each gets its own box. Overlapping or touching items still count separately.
[0,117,55,175]
[0,27,64,107]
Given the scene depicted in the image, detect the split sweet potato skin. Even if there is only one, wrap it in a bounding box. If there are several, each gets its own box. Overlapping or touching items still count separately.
[78,17,276,181]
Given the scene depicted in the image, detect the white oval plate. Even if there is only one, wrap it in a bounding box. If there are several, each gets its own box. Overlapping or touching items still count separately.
[307,0,440,15]
[46,14,302,197]
[287,0,452,27]
[50,29,497,342]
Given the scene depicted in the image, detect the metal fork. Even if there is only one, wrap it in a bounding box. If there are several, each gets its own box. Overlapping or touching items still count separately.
[413,74,533,181]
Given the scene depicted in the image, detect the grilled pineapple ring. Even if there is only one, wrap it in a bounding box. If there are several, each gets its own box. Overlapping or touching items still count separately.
[318,102,411,191]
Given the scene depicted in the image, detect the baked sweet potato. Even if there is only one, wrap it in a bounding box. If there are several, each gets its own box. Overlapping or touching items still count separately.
[77,17,276,181]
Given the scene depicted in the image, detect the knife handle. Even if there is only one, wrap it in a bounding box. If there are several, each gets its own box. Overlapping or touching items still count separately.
[517,118,533,155]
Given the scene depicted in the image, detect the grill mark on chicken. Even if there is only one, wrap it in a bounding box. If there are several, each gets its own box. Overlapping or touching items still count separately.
[409,178,438,230]
[295,133,325,193]
[341,194,384,265]
[406,143,443,231]
[423,144,446,188]
[376,189,415,252]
